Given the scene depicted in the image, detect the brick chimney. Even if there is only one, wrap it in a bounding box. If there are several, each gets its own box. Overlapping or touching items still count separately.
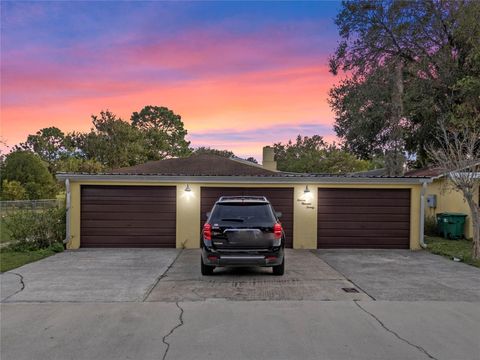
[262,146,277,171]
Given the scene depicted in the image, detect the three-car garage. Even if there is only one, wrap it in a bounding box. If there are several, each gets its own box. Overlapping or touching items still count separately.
[78,184,412,249]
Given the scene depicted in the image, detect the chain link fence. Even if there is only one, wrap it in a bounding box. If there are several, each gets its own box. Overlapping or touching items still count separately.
[0,199,64,214]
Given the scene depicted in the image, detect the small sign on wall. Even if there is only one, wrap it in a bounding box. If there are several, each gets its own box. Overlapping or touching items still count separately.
[297,197,315,210]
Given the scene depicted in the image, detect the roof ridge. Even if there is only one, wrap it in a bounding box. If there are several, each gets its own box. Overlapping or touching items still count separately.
[229,156,276,172]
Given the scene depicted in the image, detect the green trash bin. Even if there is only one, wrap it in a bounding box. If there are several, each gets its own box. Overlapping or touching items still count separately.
[436,213,468,240]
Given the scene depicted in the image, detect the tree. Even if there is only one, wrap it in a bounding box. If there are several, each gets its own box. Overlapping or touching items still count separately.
[428,123,480,259]
[70,110,146,169]
[56,158,105,174]
[329,0,480,168]
[15,127,69,171]
[2,151,57,199]
[193,147,235,158]
[273,135,373,173]
[1,180,27,200]
[131,106,191,159]
[245,157,258,164]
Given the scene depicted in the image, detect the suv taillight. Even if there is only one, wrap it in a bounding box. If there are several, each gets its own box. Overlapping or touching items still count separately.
[274,223,282,239]
[203,223,212,240]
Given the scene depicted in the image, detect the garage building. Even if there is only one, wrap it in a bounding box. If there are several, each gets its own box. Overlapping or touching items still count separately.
[57,147,430,250]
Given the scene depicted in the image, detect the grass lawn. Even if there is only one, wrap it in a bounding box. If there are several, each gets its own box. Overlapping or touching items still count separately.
[0,247,62,272]
[0,216,12,243]
[425,236,480,268]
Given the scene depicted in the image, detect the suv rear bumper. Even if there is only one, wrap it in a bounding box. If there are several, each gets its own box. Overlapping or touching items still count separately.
[202,247,284,267]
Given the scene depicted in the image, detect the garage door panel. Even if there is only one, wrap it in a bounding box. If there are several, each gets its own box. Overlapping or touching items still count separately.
[201,187,294,248]
[318,213,410,222]
[82,186,172,196]
[81,236,174,247]
[82,204,175,213]
[82,196,176,204]
[81,185,176,248]
[82,227,175,236]
[82,219,176,228]
[317,206,409,214]
[318,229,409,237]
[317,198,410,207]
[318,221,410,230]
[81,212,176,221]
[317,188,410,249]
[318,240,409,249]
[318,189,410,199]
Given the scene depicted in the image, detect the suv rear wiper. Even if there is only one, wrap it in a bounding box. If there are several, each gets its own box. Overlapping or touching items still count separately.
[220,218,244,222]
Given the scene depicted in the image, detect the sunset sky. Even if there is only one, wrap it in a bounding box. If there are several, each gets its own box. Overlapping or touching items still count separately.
[1,1,342,160]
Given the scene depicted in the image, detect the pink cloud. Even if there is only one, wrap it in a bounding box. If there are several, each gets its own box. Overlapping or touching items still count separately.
[1,20,337,155]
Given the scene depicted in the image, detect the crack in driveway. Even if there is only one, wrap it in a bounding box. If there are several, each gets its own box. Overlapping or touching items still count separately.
[161,302,185,360]
[143,250,183,302]
[354,301,438,360]
[310,250,376,301]
[2,272,25,302]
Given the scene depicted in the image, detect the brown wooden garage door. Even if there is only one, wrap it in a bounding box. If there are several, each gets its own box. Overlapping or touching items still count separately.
[81,185,176,247]
[317,188,410,249]
[201,187,294,248]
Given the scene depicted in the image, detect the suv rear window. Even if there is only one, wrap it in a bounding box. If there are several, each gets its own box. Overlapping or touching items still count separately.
[210,203,275,225]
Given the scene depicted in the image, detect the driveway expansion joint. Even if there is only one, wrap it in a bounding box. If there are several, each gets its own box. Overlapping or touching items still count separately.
[311,250,376,301]
[354,301,438,360]
[142,250,183,302]
[161,301,185,360]
[2,272,25,302]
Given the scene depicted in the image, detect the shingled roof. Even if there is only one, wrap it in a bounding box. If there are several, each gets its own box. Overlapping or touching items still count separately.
[111,154,277,176]
[404,167,447,177]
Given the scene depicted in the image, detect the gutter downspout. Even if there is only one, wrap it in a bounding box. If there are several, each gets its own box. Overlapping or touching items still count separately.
[63,178,71,245]
[419,181,427,249]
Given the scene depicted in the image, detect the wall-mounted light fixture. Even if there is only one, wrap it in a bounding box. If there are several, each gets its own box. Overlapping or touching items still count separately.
[304,185,310,194]
[184,184,191,192]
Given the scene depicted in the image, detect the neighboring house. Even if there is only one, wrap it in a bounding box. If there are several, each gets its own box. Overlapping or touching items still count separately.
[405,167,480,239]
[57,147,431,250]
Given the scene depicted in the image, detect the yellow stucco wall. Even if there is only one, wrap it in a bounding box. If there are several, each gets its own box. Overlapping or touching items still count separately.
[64,180,422,250]
[425,178,479,239]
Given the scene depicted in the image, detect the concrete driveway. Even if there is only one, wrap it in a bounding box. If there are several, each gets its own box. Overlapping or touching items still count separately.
[315,249,480,301]
[1,249,180,302]
[147,249,370,301]
[1,249,370,302]
[2,248,480,360]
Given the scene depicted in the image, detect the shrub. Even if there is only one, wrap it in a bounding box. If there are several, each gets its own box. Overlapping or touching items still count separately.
[425,215,438,236]
[2,151,57,199]
[1,180,27,200]
[5,207,66,251]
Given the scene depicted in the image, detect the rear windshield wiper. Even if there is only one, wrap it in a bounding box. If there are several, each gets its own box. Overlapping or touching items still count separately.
[220,218,244,222]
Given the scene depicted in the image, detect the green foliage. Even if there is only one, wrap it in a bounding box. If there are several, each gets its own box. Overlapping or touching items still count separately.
[0,246,62,272]
[193,147,235,158]
[425,236,480,268]
[69,110,146,169]
[131,106,191,159]
[273,135,374,173]
[329,0,480,164]
[1,180,27,200]
[424,215,438,237]
[2,151,57,199]
[68,107,191,169]
[15,127,70,171]
[245,157,258,164]
[56,157,105,173]
[5,207,66,251]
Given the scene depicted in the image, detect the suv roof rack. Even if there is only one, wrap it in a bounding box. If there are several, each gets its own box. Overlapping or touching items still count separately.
[218,196,269,202]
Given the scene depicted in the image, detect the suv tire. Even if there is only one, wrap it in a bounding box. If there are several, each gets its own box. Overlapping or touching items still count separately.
[272,258,285,276]
[201,257,215,276]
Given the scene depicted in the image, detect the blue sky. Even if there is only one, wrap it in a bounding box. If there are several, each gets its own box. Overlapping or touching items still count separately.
[1,1,342,159]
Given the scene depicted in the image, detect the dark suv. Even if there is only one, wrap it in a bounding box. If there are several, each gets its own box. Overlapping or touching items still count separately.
[201,196,285,276]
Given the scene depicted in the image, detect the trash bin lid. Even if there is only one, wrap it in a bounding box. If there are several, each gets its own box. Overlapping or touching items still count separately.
[438,212,467,217]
